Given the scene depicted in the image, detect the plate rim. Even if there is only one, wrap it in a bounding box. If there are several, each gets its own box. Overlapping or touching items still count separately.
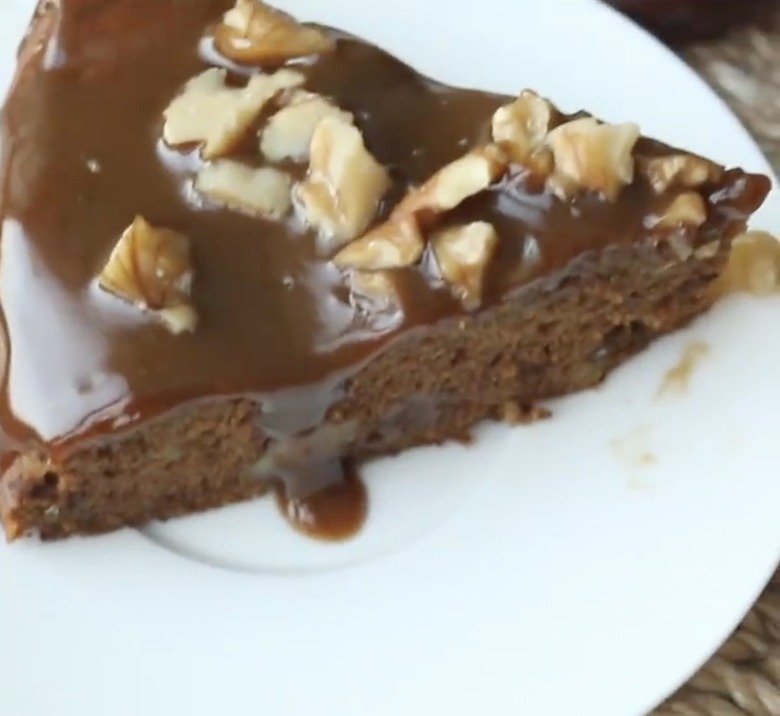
[0,2,778,716]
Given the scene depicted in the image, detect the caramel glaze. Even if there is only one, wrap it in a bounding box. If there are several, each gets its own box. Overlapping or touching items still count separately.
[274,460,368,541]
[0,0,771,475]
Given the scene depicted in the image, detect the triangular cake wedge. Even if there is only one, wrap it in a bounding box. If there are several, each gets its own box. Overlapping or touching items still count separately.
[0,0,770,540]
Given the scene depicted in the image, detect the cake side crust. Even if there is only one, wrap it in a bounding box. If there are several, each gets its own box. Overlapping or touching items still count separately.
[0,236,729,540]
[0,0,771,541]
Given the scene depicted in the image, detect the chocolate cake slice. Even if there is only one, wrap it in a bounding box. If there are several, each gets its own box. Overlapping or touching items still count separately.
[0,0,770,541]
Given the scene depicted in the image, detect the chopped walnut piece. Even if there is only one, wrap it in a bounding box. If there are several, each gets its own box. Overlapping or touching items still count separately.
[261,92,353,163]
[295,115,391,245]
[649,192,707,229]
[501,401,552,426]
[156,306,200,336]
[546,117,640,201]
[491,90,554,169]
[333,217,424,270]
[215,0,335,64]
[99,216,197,334]
[431,221,498,310]
[639,154,723,194]
[719,231,780,296]
[331,145,506,273]
[162,67,303,159]
[195,160,293,218]
[666,233,693,262]
[395,144,508,220]
[349,270,401,311]
[694,240,720,260]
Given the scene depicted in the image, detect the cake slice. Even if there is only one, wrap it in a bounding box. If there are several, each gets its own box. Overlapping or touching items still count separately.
[0,0,770,541]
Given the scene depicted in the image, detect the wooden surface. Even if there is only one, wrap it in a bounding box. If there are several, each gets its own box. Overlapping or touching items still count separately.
[646,8,780,715]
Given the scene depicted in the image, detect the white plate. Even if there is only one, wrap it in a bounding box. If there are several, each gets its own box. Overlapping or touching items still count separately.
[2,1,779,715]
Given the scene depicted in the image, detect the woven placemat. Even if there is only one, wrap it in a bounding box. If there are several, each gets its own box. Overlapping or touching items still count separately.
[645,9,780,716]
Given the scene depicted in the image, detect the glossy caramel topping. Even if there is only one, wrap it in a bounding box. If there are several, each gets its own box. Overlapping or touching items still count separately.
[0,0,770,455]
[274,460,368,541]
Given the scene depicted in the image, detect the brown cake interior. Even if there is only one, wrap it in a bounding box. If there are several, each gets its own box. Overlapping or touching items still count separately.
[0,0,770,540]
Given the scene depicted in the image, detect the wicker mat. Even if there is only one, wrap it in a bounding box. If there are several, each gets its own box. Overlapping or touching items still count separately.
[645,11,780,716]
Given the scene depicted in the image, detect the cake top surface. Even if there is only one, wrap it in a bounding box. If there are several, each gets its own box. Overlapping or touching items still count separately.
[0,0,769,452]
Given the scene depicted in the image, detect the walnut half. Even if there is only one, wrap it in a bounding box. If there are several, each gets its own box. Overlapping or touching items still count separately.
[99,216,197,334]
[215,0,335,64]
